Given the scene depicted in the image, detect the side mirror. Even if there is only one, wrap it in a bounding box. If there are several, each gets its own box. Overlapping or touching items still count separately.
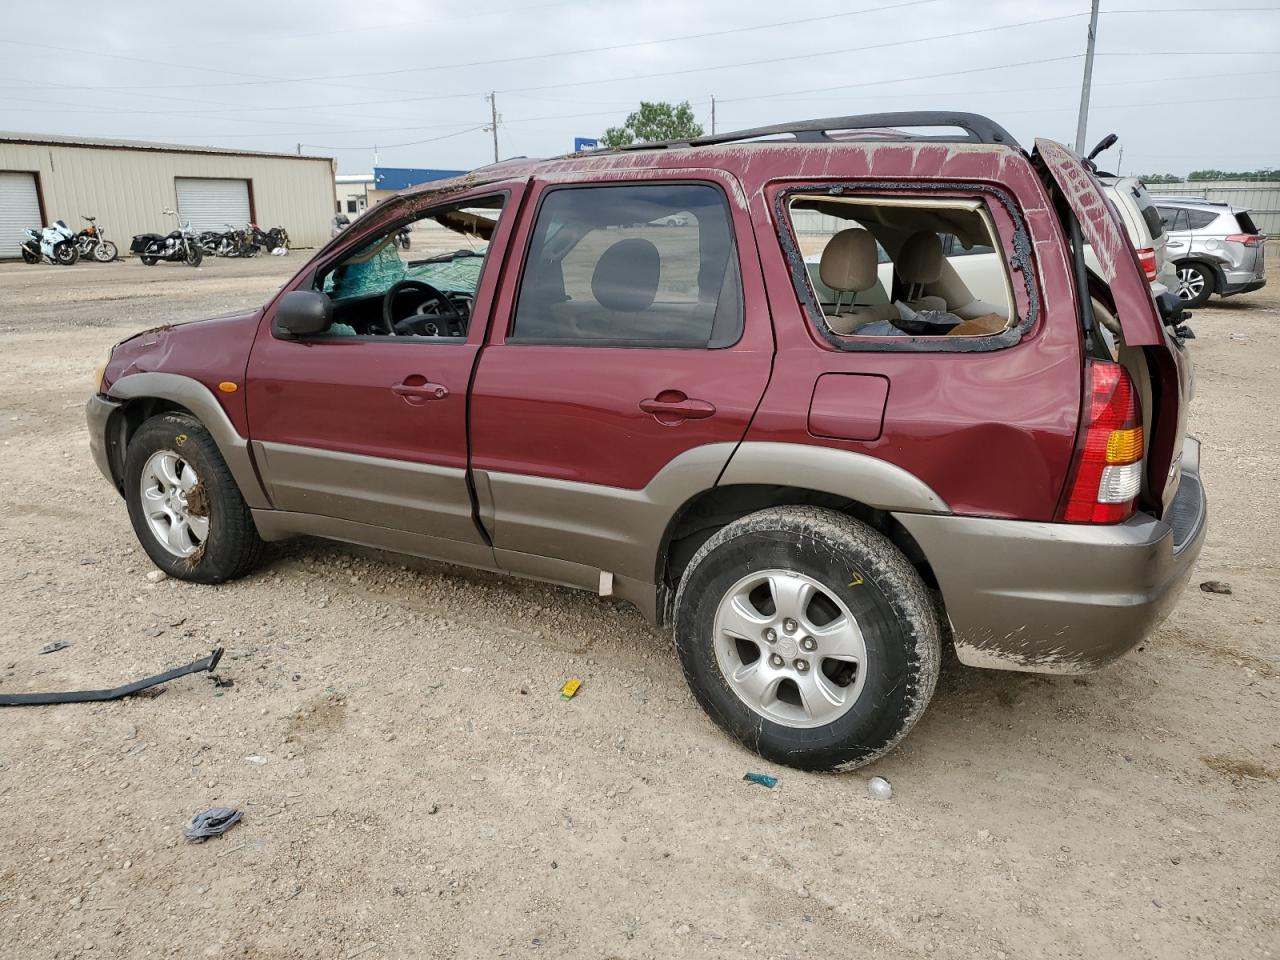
[273,290,333,339]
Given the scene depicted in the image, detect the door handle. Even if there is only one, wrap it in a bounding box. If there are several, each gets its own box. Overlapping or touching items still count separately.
[392,375,449,404]
[639,391,716,423]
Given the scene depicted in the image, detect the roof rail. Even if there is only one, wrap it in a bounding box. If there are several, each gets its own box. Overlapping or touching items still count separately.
[614,111,1019,152]
[1149,195,1226,205]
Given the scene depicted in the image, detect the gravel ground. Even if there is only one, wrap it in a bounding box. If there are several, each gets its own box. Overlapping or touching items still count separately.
[0,254,1276,960]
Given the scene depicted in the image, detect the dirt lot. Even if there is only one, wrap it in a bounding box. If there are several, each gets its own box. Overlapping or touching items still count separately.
[0,254,1276,960]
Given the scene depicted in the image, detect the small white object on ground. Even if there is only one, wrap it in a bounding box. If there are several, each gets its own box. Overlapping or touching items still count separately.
[145,570,167,583]
[867,776,893,800]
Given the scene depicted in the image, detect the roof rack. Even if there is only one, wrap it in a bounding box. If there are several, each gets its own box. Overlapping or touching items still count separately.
[614,111,1019,152]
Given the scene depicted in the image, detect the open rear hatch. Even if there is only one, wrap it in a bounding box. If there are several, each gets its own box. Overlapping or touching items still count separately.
[1033,138,1192,520]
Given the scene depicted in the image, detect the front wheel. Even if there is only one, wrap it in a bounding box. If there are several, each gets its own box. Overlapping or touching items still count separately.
[55,242,79,265]
[186,244,203,267]
[94,240,118,262]
[674,506,940,771]
[1175,262,1215,308]
[124,413,264,582]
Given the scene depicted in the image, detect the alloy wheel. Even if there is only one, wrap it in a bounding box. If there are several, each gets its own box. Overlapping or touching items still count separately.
[139,450,209,558]
[712,569,868,728]
[1176,265,1206,301]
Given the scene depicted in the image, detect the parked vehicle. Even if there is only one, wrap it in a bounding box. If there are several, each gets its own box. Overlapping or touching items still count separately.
[130,210,203,267]
[1154,197,1266,307]
[19,220,78,265]
[75,216,118,263]
[252,223,290,254]
[394,225,411,250]
[87,112,1205,771]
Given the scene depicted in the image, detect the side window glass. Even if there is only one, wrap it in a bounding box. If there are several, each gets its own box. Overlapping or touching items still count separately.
[511,183,742,347]
[307,195,504,339]
[1186,209,1218,230]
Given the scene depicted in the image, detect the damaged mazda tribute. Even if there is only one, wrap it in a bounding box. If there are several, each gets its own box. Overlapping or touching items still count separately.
[86,112,1206,770]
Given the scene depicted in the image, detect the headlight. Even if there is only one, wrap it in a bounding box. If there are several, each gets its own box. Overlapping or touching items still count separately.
[92,349,113,393]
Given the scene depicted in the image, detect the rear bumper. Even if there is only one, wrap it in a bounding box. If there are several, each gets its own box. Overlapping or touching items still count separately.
[1220,276,1265,297]
[86,393,123,489]
[895,438,1207,674]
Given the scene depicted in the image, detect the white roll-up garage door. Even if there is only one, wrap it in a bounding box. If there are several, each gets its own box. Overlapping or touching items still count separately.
[175,178,251,231]
[0,172,42,259]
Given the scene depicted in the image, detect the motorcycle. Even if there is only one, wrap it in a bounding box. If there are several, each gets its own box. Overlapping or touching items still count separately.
[130,210,203,267]
[19,220,79,265]
[74,216,118,263]
[251,223,290,254]
[201,224,256,258]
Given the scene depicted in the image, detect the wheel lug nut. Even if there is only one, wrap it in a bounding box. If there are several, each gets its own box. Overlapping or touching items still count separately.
[769,654,784,668]
[801,636,816,652]
[794,659,809,673]
[764,628,777,643]
[783,618,798,634]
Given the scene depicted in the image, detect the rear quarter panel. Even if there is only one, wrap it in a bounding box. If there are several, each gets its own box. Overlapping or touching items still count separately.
[739,143,1084,521]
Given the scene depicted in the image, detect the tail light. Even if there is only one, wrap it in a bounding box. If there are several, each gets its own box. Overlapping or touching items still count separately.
[1225,233,1262,247]
[1061,361,1143,524]
[1135,247,1158,281]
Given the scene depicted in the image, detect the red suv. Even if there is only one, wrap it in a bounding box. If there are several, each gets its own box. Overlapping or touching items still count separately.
[87,113,1206,771]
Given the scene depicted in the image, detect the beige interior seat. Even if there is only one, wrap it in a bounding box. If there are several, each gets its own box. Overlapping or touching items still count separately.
[818,229,896,334]
[896,231,949,313]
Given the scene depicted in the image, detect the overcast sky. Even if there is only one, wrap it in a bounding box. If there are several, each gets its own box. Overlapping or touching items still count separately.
[1,0,1276,176]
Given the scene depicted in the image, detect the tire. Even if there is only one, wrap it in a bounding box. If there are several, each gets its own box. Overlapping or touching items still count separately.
[94,240,118,262]
[140,255,157,266]
[1174,261,1214,308]
[186,244,204,267]
[55,242,79,265]
[20,247,38,264]
[673,506,940,771]
[124,413,264,583]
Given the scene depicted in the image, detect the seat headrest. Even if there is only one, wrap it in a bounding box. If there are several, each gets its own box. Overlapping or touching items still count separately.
[897,231,944,284]
[819,229,878,293]
[591,238,660,312]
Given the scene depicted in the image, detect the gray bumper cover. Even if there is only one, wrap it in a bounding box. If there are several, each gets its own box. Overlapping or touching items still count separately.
[86,394,123,488]
[895,438,1207,674]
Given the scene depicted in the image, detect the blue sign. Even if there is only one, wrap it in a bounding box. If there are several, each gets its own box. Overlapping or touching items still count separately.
[574,137,600,152]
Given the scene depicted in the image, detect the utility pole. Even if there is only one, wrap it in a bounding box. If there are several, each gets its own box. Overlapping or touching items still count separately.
[710,95,716,135]
[485,92,500,163]
[296,142,301,156]
[1074,0,1100,153]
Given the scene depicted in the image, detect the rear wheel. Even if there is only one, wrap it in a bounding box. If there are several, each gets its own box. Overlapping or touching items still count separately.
[674,506,940,771]
[94,240,118,262]
[1175,262,1214,307]
[140,255,157,266]
[20,247,38,264]
[124,413,264,583]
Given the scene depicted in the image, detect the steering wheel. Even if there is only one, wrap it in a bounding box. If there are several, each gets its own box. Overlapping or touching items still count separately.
[380,279,464,336]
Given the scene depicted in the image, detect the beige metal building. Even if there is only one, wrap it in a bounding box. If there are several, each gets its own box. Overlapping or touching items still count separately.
[0,133,334,258]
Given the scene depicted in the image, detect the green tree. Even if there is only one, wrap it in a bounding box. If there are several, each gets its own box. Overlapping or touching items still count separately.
[601,101,704,148]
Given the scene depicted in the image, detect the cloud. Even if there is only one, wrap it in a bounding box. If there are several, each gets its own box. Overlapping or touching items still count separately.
[0,0,1276,175]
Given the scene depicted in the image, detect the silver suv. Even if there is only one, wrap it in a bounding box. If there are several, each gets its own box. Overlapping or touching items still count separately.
[1155,198,1266,307]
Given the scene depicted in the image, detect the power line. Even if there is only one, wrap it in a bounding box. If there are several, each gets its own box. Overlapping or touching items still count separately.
[82,0,946,92]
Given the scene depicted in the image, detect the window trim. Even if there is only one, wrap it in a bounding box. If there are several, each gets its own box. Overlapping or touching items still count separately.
[773,181,1038,354]
[506,179,746,350]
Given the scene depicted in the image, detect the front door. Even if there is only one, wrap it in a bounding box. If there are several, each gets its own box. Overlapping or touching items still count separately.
[246,184,524,561]
[468,172,774,588]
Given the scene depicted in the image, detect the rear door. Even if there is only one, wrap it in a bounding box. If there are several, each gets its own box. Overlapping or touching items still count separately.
[468,170,773,588]
[1034,139,1189,515]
